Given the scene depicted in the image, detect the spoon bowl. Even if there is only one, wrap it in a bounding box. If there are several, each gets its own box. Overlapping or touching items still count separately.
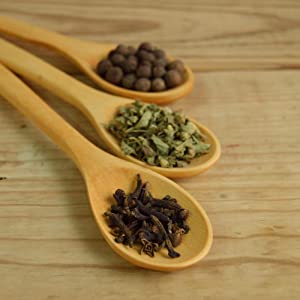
[0,38,221,178]
[0,63,212,271]
[0,15,194,104]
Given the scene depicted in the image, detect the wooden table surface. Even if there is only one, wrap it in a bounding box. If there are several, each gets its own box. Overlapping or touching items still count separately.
[0,1,299,299]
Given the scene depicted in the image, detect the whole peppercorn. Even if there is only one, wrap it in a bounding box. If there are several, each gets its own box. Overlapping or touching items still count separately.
[152,65,166,78]
[136,64,152,78]
[153,49,166,59]
[140,60,152,67]
[139,42,154,52]
[151,78,166,92]
[137,50,156,62]
[121,55,138,73]
[164,70,182,88]
[96,59,112,76]
[116,44,130,56]
[153,58,168,67]
[128,46,136,56]
[110,53,125,66]
[122,73,137,89]
[167,60,185,74]
[134,78,151,91]
[108,49,116,58]
[98,43,186,91]
[105,66,124,84]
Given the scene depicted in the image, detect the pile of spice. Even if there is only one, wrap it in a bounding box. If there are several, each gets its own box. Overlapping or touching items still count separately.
[96,42,186,92]
[104,174,189,258]
[108,101,211,168]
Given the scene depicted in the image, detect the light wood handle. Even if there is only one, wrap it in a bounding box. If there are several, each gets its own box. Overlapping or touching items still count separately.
[0,37,111,112]
[0,64,96,170]
[0,15,97,55]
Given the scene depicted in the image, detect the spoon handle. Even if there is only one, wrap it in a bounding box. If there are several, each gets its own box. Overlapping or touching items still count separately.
[0,15,109,59]
[0,37,118,111]
[0,63,102,170]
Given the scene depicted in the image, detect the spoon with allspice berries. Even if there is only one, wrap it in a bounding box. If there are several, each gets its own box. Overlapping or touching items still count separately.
[0,38,221,178]
[0,15,194,104]
[0,64,212,271]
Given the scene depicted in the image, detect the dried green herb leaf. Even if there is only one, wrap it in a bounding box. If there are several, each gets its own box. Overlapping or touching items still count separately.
[121,140,136,155]
[151,135,169,155]
[194,141,211,153]
[134,110,152,128]
[107,101,211,168]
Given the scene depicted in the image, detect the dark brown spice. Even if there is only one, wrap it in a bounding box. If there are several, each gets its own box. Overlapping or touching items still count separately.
[121,73,137,89]
[137,50,155,62]
[104,175,190,258]
[139,42,154,52]
[128,46,136,56]
[151,78,166,92]
[96,42,187,92]
[136,65,152,78]
[105,67,124,84]
[167,60,185,73]
[96,59,112,76]
[110,53,125,66]
[164,69,182,88]
[121,55,138,73]
[116,44,130,56]
[134,78,151,92]
[153,49,166,59]
[153,58,168,67]
[152,65,166,78]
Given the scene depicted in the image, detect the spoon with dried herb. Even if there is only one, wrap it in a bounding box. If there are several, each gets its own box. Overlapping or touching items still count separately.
[0,15,193,104]
[0,38,221,178]
[108,101,211,168]
[0,64,213,271]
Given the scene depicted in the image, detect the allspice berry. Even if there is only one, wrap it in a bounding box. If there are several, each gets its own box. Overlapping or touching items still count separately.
[122,73,136,89]
[137,50,155,62]
[128,46,136,56]
[152,65,166,78]
[136,64,152,78]
[139,42,154,52]
[140,60,152,67]
[153,49,166,59]
[164,70,182,88]
[110,53,125,66]
[167,60,185,74]
[96,59,112,76]
[116,44,130,56]
[153,58,168,67]
[97,42,187,92]
[134,78,151,91]
[121,55,138,73]
[105,67,124,84]
[151,78,166,92]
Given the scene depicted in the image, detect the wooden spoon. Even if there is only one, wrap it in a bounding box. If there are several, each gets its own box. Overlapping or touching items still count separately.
[0,15,194,104]
[0,63,213,271]
[0,38,221,179]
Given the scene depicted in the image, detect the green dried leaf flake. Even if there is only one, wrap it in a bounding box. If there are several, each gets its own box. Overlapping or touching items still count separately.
[121,140,136,155]
[151,135,169,155]
[108,101,211,168]
[194,141,211,153]
[134,110,152,128]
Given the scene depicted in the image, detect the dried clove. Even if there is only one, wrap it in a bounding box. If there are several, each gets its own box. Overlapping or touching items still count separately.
[104,174,190,258]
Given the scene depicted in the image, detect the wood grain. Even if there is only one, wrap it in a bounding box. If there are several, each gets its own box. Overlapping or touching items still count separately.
[0,0,300,299]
